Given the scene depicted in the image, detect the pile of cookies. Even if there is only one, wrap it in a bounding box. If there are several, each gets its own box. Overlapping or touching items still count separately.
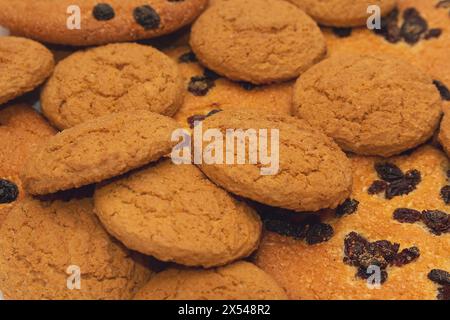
[0,0,448,300]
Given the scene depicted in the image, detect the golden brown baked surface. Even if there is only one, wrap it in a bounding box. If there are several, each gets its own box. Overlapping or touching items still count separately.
[190,0,326,84]
[134,261,288,300]
[94,160,262,268]
[41,43,184,129]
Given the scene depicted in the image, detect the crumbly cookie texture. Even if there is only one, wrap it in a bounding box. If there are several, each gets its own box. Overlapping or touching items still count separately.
[190,0,326,84]
[0,36,54,104]
[198,110,353,212]
[41,43,184,129]
[286,0,397,27]
[134,261,288,300]
[22,111,179,195]
[293,53,442,157]
[164,46,293,126]
[0,0,208,46]
[0,197,152,300]
[0,104,56,224]
[94,160,262,268]
[255,146,450,300]
[439,108,450,156]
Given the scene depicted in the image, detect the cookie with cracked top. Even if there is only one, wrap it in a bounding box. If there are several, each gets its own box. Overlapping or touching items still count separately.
[94,159,262,268]
[0,0,208,46]
[293,53,442,157]
[21,111,179,195]
[41,43,184,130]
[0,36,54,105]
[190,0,326,84]
[286,0,397,27]
[255,146,450,300]
[134,261,287,300]
[197,110,353,212]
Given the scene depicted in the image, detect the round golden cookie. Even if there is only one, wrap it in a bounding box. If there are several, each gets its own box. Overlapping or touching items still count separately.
[0,196,152,300]
[41,43,184,129]
[94,160,262,268]
[22,111,179,195]
[293,53,442,157]
[164,46,294,126]
[190,0,327,84]
[134,261,288,300]
[0,0,208,46]
[197,110,353,212]
[0,36,54,105]
[286,0,397,27]
[0,104,56,224]
[255,146,450,300]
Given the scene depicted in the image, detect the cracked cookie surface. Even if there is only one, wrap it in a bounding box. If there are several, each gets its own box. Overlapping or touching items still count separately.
[0,36,54,104]
[22,111,179,195]
[293,53,442,157]
[190,0,326,84]
[134,261,287,300]
[198,110,353,212]
[41,43,184,129]
[94,160,262,268]
[0,0,208,46]
[0,196,152,300]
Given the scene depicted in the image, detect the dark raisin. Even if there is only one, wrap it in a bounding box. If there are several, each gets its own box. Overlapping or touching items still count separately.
[356,266,388,284]
[343,232,370,266]
[133,5,160,30]
[375,162,404,182]
[436,0,450,9]
[421,210,449,235]
[375,7,399,41]
[206,109,222,117]
[385,23,402,43]
[187,114,206,129]
[428,269,450,286]
[335,198,359,217]
[369,240,400,265]
[393,246,420,266]
[238,81,258,91]
[93,3,115,20]
[400,8,428,45]
[440,185,450,204]
[385,169,421,199]
[332,27,352,38]
[188,76,215,96]
[264,219,307,240]
[305,223,334,245]
[447,169,450,179]
[424,28,442,40]
[178,51,198,63]
[203,68,221,80]
[368,180,388,195]
[0,179,19,204]
[438,285,450,300]
[433,80,450,101]
[393,208,422,223]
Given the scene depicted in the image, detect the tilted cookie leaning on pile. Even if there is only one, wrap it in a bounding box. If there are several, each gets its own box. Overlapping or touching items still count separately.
[0,0,448,300]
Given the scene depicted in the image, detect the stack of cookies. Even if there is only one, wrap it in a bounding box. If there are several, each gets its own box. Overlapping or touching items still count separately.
[0,0,448,300]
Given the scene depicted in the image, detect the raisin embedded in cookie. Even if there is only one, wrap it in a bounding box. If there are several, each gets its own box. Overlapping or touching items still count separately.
[190,0,326,84]
[255,146,450,300]
[0,0,208,46]
[134,261,287,300]
[197,110,353,212]
[94,160,262,268]
[21,111,179,195]
[0,37,54,104]
[286,0,397,27]
[293,53,442,157]
[0,197,152,300]
[41,43,184,129]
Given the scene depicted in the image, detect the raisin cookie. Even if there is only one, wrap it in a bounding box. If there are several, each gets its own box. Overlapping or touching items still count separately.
[0,0,208,46]
[0,104,56,224]
[134,261,288,300]
[190,0,326,84]
[255,146,449,300]
[41,43,184,129]
[197,110,353,212]
[22,111,179,195]
[94,160,262,268]
[293,53,442,157]
[0,196,152,300]
[164,46,293,126]
[0,36,54,104]
[286,0,397,27]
